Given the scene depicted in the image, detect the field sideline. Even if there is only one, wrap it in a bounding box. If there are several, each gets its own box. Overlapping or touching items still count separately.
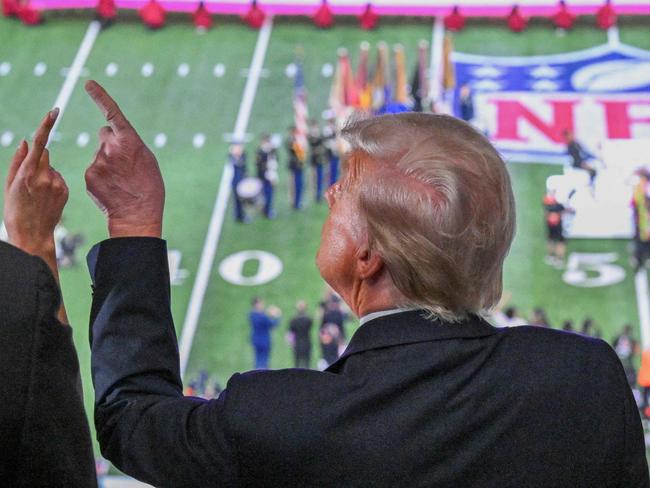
[2,14,650,469]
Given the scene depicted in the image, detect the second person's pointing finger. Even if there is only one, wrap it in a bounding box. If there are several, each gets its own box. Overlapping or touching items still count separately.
[85,80,132,134]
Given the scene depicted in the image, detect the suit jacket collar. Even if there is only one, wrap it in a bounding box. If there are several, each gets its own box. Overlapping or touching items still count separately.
[326,309,497,373]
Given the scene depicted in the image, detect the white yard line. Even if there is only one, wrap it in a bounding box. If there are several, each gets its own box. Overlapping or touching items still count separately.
[635,269,650,349]
[607,26,620,47]
[48,20,101,147]
[0,21,100,240]
[178,18,274,378]
[429,16,445,106]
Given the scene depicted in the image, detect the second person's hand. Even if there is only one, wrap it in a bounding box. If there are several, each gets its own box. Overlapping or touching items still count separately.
[84,80,165,239]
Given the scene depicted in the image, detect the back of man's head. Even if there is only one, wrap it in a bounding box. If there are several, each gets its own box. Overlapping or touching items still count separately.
[340,113,515,321]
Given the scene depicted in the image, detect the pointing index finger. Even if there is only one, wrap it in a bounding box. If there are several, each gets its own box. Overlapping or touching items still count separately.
[19,109,58,177]
[85,80,132,134]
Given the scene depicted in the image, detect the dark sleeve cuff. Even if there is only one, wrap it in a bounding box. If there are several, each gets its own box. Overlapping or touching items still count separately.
[87,237,182,405]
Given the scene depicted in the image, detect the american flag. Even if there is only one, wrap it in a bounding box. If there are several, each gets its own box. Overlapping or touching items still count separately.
[293,58,308,153]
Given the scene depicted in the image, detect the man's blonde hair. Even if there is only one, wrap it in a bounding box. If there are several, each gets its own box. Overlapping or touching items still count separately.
[340,113,516,321]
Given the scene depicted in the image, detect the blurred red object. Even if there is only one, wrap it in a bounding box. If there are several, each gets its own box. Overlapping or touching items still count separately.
[313,0,333,29]
[193,2,213,29]
[243,0,265,29]
[507,5,527,32]
[444,6,466,32]
[359,3,378,30]
[596,0,616,29]
[97,0,116,21]
[552,0,575,30]
[2,0,19,17]
[140,0,165,28]
[19,2,41,24]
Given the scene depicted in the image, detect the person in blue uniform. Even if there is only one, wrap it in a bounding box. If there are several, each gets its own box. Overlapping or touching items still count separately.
[308,120,326,202]
[458,84,474,123]
[256,134,277,219]
[228,143,247,223]
[248,297,281,369]
[286,126,306,210]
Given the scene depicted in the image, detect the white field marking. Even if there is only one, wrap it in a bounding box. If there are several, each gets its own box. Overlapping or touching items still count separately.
[49,21,101,148]
[1,131,14,147]
[192,133,206,148]
[0,62,11,76]
[240,67,270,78]
[608,26,620,47]
[178,17,274,378]
[154,133,167,148]
[141,62,154,77]
[76,132,89,147]
[635,268,650,348]
[177,63,190,77]
[60,67,90,77]
[321,62,333,78]
[222,132,253,143]
[33,62,47,77]
[429,16,445,105]
[213,63,226,77]
[105,62,118,77]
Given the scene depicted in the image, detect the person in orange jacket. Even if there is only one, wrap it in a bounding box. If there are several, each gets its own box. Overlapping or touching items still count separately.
[637,348,650,416]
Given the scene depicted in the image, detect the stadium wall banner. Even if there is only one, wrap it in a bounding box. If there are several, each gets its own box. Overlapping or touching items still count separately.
[452,43,650,165]
[31,0,650,15]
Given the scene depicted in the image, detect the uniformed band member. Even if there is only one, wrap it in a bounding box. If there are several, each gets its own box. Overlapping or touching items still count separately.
[632,169,650,271]
[287,126,306,210]
[308,120,326,202]
[543,188,570,268]
[322,118,339,186]
[256,134,277,219]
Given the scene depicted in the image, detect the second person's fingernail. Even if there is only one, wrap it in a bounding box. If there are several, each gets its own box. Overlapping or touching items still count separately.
[50,107,60,120]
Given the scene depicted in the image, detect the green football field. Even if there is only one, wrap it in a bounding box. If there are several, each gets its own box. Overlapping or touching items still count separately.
[1,13,650,467]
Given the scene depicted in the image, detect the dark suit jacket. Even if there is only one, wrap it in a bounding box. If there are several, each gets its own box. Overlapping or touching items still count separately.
[88,238,649,487]
[0,241,96,487]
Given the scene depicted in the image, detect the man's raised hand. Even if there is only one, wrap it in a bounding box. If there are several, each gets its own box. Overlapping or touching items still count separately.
[84,80,165,238]
[4,108,68,256]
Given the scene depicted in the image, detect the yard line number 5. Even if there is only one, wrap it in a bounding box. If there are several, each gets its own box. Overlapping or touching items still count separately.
[562,252,626,288]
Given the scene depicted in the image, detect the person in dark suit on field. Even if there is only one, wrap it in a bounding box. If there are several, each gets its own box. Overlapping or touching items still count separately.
[288,300,312,368]
[82,80,648,487]
[1,109,96,487]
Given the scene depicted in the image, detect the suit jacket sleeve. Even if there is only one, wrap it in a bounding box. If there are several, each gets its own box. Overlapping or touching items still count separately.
[0,242,96,487]
[88,238,238,487]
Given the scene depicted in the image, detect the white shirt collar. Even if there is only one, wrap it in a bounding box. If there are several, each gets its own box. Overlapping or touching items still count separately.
[359,307,418,326]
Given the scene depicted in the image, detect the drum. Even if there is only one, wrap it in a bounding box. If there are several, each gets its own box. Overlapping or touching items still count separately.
[236,177,263,205]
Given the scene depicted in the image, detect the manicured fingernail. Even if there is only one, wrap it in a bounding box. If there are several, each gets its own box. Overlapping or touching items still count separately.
[50,107,60,120]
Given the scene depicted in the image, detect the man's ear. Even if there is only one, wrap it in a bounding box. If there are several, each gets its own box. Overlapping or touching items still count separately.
[356,245,384,281]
